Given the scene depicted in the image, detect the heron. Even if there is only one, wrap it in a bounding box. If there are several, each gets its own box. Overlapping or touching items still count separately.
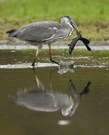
[9,70,91,116]
[6,16,80,67]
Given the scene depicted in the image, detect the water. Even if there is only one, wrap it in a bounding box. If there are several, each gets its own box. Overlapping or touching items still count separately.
[0,49,109,135]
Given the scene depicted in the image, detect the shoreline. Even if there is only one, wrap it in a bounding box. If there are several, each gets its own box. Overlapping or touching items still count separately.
[0,40,109,50]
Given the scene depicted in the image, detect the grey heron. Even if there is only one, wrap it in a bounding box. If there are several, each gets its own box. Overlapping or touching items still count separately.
[6,16,80,67]
[10,71,91,116]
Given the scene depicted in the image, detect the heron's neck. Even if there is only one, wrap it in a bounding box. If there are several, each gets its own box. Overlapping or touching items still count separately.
[60,21,73,35]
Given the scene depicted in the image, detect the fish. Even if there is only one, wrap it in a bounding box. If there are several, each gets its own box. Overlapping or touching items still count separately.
[68,33,91,54]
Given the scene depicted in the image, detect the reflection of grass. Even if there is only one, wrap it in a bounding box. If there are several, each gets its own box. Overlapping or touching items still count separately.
[0,0,109,41]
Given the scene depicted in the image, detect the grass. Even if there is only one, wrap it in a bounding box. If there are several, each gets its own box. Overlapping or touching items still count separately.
[0,0,109,41]
[0,0,109,21]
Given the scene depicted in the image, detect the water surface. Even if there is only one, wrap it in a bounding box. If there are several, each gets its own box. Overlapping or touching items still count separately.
[0,49,109,135]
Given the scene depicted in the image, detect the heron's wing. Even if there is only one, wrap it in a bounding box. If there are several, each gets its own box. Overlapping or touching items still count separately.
[16,21,61,42]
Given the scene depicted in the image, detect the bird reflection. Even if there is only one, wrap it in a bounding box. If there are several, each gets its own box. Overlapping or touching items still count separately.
[10,71,91,117]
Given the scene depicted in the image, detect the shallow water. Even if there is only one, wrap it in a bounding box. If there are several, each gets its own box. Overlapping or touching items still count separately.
[0,50,109,135]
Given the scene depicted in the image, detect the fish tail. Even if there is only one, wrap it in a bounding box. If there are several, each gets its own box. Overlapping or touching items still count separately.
[80,37,91,51]
[80,37,90,45]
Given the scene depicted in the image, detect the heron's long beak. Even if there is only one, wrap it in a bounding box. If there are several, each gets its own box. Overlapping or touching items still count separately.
[71,22,81,36]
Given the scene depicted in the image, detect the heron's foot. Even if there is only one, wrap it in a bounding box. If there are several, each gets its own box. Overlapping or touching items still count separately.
[31,59,38,67]
[31,62,35,67]
[50,58,59,65]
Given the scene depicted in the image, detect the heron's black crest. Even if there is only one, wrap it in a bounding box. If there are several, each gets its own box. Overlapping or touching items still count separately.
[64,16,73,21]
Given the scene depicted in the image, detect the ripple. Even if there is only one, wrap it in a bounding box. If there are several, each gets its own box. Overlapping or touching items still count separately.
[0,62,108,69]
[75,64,107,68]
[0,63,58,69]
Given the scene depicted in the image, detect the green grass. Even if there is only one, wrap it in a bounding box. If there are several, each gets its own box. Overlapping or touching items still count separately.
[0,0,109,41]
[0,0,109,21]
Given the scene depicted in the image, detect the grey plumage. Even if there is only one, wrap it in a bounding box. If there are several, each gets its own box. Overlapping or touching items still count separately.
[7,21,72,43]
[10,79,91,116]
[6,16,79,67]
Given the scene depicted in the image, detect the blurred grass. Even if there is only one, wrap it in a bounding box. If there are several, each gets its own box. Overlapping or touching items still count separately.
[0,0,109,21]
[0,0,109,41]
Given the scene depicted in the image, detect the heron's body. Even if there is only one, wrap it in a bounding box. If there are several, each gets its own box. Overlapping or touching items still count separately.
[7,20,73,45]
[6,16,78,67]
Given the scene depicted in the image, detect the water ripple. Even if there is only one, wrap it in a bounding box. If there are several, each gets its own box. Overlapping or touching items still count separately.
[0,63,108,69]
[0,63,57,69]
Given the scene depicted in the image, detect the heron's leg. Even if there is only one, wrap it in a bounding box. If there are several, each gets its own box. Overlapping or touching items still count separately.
[31,48,39,67]
[32,69,44,90]
[35,74,44,90]
[48,43,59,65]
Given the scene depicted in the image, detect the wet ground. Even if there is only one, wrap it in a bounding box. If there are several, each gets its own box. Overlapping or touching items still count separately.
[0,46,109,135]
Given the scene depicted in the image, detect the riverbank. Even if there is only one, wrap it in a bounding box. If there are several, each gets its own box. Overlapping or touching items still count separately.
[0,41,109,59]
[0,40,109,50]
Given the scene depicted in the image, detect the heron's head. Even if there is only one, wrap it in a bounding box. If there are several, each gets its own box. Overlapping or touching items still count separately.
[61,16,80,35]
[61,104,74,116]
